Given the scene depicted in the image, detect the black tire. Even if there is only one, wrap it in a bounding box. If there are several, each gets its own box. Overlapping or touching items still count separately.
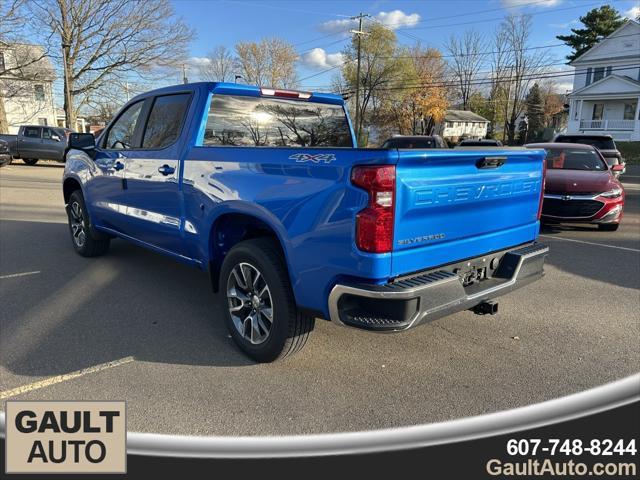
[23,158,38,166]
[219,238,314,362]
[598,223,619,232]
[66,190,110,257]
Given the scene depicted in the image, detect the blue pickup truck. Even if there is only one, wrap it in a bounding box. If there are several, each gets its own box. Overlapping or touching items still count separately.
[63,82,548,362]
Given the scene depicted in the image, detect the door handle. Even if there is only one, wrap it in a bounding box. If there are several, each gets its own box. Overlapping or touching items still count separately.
[113,160,124,171]
[158,164,175,176]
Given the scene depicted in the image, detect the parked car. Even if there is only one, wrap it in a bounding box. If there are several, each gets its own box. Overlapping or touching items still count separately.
[457,139,503,147]
[527,142,625,231]
[0,126,73,165]
[0,139,11,167]
[552,134,625,175]
[382,135,447,148]
[63,82,548,362]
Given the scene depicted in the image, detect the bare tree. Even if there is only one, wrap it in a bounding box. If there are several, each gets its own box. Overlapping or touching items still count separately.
[198,46,235,82]
[235,37,297,88]
[497,14,549,144]
[29,0,194,130]
[445,29,485,110]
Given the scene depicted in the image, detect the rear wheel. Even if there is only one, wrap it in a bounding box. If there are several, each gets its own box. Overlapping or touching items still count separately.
[23,158,38,166]
[67,190,110,257]
[220,238,314,362]
[598,223,619,232]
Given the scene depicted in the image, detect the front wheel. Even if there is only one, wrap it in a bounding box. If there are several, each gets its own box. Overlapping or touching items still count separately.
[22,158,38,166]
[219,238,314,362]
[598,223,619,232]
[67,190,110,257]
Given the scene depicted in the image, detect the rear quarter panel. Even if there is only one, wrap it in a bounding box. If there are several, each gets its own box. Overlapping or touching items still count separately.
[181,146,397,315]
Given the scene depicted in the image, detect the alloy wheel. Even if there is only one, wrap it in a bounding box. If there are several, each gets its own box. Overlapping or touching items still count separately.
[69,201,86,247]
[226,262,274,345]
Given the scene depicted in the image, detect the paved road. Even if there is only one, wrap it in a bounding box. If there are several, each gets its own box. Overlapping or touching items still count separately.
[1,161,638,436]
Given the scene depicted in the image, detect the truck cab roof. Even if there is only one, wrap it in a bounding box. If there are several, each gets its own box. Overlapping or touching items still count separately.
[129,82,346,106]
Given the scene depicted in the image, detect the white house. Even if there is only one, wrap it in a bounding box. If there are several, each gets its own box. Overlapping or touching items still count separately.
[0,44,57,133]
[435,110,489,142]
[567,20,640,142]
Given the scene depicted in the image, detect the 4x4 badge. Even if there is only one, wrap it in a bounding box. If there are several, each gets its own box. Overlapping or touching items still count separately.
[289,153,336,164]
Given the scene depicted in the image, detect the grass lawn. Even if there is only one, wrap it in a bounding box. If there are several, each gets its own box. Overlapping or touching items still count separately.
[618,142,640,165]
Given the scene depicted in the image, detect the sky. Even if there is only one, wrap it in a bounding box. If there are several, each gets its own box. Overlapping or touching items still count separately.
[172,0,640,94]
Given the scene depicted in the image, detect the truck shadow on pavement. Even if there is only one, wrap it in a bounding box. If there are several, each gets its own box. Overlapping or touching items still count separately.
[0,220,255,379]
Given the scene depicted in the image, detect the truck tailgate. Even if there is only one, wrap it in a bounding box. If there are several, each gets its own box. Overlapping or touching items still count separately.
[392,148,544,277]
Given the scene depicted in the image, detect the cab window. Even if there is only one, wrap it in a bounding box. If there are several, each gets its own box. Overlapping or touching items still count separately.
[104,100,144,150]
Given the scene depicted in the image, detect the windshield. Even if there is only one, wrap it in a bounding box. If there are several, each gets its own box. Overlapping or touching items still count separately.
[544,148,608,171]
[383,138,438,148]
[556,136,615,150]
[202,94,353,148]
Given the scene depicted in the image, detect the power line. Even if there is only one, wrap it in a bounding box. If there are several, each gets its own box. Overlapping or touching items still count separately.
[337,64,636,96]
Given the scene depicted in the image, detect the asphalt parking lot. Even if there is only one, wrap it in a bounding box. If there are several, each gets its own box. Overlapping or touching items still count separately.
[1,161,639,436]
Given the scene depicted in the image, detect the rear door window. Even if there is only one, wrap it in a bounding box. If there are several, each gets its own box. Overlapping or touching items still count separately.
[23,127,41,138]
[142,93,191,149]
[202,94,352,147]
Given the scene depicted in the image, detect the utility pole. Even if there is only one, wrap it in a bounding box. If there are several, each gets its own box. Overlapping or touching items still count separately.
[61,41,72,130]
[182,64,188,84]
[350,12,370,146]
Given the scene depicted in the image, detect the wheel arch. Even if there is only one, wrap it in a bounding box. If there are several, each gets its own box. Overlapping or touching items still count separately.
[63,176,83,205]
[207,208,292,293]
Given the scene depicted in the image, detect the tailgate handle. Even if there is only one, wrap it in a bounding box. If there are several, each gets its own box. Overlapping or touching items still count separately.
[477,156,507,169]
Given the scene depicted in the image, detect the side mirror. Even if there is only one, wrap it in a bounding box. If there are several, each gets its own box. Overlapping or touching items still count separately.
[69,133,95,151]
[67,133,96,160]
[51,134,61,142]
[611,164,624,172]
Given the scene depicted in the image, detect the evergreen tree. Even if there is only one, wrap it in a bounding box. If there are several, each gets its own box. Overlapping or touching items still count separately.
[525,84,544,142]
[557,6,625,62]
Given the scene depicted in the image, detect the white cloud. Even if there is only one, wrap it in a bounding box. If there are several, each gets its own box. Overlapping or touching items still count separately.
[625,6,640,19]
[318,10,421,34]
[187,57,211,66]
[301,48,344,69]
[552,81,573,93]
[501,0,561,8]
[376,10,421,29]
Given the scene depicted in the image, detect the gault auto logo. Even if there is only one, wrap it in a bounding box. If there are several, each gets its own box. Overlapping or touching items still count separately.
[289,153,336,164]
[562,195,572,201]
[5,401,126,474]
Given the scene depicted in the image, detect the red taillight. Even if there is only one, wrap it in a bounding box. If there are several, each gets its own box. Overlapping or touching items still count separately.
[351,165,395,253]
[537,156,547,220]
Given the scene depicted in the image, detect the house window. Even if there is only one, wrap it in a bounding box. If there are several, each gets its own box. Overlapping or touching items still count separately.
[0,52,5,72]
[592,103,604,120]
[593,67,605,83]
[34,84,45,102]
[446,122,452,128]
[624,102,637,121]
[37,117,48,126]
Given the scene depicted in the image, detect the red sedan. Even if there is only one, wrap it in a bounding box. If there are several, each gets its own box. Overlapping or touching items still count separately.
[526,143,625,231]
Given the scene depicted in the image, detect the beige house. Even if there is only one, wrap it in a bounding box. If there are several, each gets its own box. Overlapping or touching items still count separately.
[0,43,57,133]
